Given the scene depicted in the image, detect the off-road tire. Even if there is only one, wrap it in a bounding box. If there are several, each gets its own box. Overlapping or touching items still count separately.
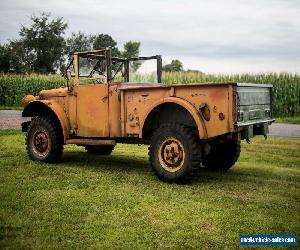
[149,123,201,184]
[85,145,115,155]
[26,116,63,163]
[202,139,241,171]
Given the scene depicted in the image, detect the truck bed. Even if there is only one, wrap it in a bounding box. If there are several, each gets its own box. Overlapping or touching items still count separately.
[117,81,274,138]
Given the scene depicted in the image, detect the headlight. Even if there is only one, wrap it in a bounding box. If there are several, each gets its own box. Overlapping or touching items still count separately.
[22,95,36,107]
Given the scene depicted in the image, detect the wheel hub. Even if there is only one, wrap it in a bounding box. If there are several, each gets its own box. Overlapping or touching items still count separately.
[32,129,49,154]
[158,137,185,172]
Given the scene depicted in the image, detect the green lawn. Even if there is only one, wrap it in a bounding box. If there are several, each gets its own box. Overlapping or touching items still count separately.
[0,106,23,111]
[275,117,300,124]
[0,130,299,249]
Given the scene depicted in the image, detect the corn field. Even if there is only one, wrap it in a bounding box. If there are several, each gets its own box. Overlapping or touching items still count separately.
[0,73,299,117]
[0,74,65,108]
[162,72,300,117]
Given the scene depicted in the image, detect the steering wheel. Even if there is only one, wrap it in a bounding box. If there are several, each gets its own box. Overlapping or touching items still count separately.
[90,68,103,76]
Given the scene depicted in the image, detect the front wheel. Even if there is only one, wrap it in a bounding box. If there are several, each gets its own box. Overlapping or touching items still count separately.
[26,117,63,163]
[149,123,201,184]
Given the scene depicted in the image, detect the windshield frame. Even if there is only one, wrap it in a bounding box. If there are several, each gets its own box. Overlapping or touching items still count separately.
[65,48,162,86]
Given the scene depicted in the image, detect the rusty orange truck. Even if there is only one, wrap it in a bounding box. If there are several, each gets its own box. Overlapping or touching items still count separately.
[22,48,274,183]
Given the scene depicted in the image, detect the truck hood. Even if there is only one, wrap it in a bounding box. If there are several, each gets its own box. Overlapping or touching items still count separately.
[39,87,68,99]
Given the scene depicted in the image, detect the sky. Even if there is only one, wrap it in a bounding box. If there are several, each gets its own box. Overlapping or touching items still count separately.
[0,0,299,73]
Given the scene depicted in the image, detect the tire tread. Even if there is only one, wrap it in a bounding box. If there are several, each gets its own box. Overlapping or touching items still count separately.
[149,123,201,184]
[26,116,63,163]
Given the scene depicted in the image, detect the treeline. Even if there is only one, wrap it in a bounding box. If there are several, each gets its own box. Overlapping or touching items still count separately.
[0,13,142,74]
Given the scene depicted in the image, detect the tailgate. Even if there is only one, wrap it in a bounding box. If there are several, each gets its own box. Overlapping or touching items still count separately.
[236,83,274,127]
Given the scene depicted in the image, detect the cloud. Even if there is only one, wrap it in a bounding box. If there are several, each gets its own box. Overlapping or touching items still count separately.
[0,0,299,73]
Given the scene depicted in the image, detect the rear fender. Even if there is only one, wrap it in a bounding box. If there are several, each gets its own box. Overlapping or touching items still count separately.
[140,97,207,139]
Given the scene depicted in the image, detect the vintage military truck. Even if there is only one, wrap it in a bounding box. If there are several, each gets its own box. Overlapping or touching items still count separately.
[22,48,274,183]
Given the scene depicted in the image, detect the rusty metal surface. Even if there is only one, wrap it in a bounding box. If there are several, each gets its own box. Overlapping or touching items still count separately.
[73,84,109,137]
[120,84,234,139]
[118,82,235,90]
[109,84,122,137]
[137,96,208,139]
[158,137,185,172]
[39,88,68,98]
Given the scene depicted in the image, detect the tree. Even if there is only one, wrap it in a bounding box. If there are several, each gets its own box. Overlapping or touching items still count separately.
[0,40,33,73]
[163,59,183,72]
[1,12,144,74]
[185,69,204,74]
[19,12,68,73]
[62,31,95,72]
[0,44,10,72]
[92,34,120,56]
[65,32,94,55]
[122,41,141,71]
[7,40,32,73]
[122,41,140,58]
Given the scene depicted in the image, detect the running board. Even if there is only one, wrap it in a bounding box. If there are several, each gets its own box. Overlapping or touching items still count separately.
[66,139,116,146]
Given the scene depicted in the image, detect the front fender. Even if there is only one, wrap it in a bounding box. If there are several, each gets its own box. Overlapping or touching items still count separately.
[140,97,207,139]
[23,100,70,142]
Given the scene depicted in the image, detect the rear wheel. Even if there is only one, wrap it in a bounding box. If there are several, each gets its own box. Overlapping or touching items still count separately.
[202,139,241,171]
[85,145,115,155]
[26,117,63,163]
[149,123,201,184]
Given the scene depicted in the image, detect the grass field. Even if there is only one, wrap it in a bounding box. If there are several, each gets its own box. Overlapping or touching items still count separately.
[275,117,300,124]
[0,130,299,249]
